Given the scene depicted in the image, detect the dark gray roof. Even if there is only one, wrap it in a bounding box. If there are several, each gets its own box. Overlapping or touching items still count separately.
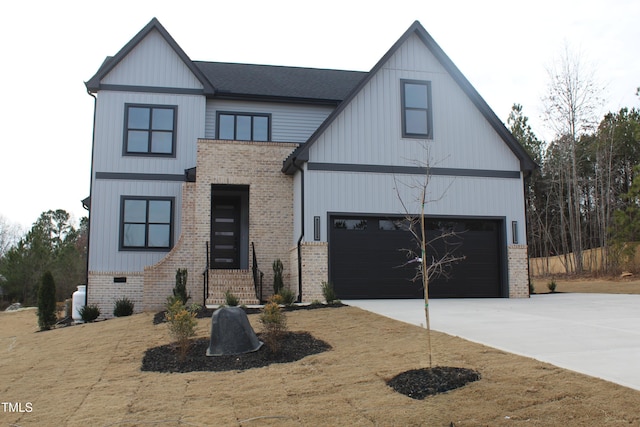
[194,61,366,104]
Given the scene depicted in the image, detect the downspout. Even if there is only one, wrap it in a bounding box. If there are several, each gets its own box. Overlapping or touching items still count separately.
[84,89,98,307]
[292,158,304,303]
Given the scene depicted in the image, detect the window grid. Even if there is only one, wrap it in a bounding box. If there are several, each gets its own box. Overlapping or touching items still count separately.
[120,196,174,251]
[216,112,271,142]
[401,79,433,139]
[124,104,177,156]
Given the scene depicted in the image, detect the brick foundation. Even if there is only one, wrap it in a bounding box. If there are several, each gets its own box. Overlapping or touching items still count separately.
[508,245,530,298]
[87,272,144,318]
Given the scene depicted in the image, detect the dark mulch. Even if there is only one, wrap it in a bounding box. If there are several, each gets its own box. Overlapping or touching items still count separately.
[141,331,331,373]
[152,302,345,325]
[387,366,481,399]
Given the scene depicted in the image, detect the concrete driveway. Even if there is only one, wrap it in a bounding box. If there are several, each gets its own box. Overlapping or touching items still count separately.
[344,293,640,391]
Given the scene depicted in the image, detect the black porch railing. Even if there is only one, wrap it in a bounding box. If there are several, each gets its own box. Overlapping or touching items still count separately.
[203,241,210,305]
[252,242,264,303]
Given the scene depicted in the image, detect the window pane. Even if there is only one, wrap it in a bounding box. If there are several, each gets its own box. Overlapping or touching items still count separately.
[148,224,170,247]
[236,116,251,140]
[127,130,149,152]
[128,107,150,129]
[152,108,174,131]
[219,115,235,139]
[405,109,429,135]
[123,224,146,247]
[404,83,428,108]
[253,116,268,141]
[148,200,171,223]
[124,199,147,222]
[151,131,173,154]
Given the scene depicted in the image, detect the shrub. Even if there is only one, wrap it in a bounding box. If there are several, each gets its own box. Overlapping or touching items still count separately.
[269,294,284,305]
[79,304,100,322]
[224,289,239,306]
[272,259,284,295]
[165,299,198,361]
[321,281,338,304]
[278,287,296,306]
[259,301,287,353]
[529,280,535,295]
[547,280,557,293]
[113,297,134,317]
[37,271,57,331]
[173,268,190,304]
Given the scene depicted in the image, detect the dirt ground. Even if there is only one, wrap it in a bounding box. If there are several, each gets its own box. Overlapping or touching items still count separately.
[1,288,639,426]
[532,275,640,294]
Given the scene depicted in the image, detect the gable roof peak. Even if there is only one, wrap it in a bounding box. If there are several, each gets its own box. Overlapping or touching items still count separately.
[85,17,215,94]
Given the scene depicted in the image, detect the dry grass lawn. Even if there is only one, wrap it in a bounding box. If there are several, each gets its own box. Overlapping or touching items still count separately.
[1,290,640,426]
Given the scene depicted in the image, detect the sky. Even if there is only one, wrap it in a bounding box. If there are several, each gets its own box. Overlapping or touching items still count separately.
[0,0,638,231]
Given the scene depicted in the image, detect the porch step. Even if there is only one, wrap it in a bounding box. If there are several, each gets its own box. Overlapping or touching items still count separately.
[206,270,261,305]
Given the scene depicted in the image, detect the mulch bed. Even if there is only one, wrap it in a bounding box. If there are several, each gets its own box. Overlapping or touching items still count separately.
[149,303,481,397]
[141,331,331,373]
[387,366,481,399]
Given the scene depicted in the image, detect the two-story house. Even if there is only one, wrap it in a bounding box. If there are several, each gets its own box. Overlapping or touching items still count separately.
[84,18,535,316]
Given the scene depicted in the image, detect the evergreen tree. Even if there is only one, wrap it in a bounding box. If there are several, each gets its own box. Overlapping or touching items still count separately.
[38,271,57,330]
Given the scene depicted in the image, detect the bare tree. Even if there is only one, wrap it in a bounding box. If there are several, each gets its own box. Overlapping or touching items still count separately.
[0,215,22,259]
[394,153,465,368]
[542,44,604,273]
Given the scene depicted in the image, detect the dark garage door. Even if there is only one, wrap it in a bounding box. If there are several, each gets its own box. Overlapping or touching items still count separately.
[329,216,503,299]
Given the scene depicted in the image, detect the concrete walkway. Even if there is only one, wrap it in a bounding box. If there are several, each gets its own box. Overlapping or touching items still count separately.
[344,294,640,391]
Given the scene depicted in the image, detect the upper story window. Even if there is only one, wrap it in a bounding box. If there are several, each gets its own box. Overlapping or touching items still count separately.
[217,112,270,141]
[401,80,432,139]
[124,104,177,156]
[120,196,174,250]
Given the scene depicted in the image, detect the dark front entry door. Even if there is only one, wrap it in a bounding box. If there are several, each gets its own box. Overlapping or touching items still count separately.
[211,196,241,269]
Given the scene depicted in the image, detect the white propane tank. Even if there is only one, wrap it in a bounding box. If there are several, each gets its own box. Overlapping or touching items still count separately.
[72,285,86,323]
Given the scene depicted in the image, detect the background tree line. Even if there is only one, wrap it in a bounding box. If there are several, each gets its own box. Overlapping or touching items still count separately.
[0,210,87,306]
[509,47,640,274]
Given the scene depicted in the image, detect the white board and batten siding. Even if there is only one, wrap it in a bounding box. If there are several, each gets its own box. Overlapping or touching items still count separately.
[88,180,184,272]
[205,100,333,143]
[102,29,204,90]
[89,28,206,273]
[303,32,526,244]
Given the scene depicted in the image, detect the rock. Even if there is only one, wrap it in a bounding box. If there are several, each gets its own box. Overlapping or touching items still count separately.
[207,306,263,356]
[5,303,22,311]
[621,272,633,278]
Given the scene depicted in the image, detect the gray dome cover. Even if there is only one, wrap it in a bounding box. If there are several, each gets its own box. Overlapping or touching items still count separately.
[207,307,263,356]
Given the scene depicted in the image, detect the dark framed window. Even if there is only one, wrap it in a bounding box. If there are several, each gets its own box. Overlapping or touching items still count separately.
[401,79,432,139]
[120,196,174,250]
[216,112,270,141]
[124,104,177,156]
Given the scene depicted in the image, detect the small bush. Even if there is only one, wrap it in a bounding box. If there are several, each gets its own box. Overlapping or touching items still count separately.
[79,304,100,322]
[272,259,284,295]
[113,297,135,317]
[37,271,57,331]
[547,280,557,293]
[529,280,535,295]
[321,281,338,304]
[259,301,287,353]
[269,294,284,305]
[165,299,199,361]
[278,288,296,306]
[224,289,239,306]
[173,268,190,304]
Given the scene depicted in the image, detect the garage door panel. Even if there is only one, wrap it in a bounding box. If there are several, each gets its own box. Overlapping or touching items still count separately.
[330,216,502,299]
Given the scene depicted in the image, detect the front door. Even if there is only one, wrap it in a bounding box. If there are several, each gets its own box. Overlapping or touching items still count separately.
[211,196,241,269]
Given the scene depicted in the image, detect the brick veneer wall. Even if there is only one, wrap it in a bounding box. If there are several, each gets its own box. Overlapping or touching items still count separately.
[87,272,143,319]
[196,139,297,298]
[297,242,328,302]
[508,244,530,298]
[141,139,298,310]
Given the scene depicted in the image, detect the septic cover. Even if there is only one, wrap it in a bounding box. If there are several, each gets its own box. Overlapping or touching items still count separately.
[207,307,263,356]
